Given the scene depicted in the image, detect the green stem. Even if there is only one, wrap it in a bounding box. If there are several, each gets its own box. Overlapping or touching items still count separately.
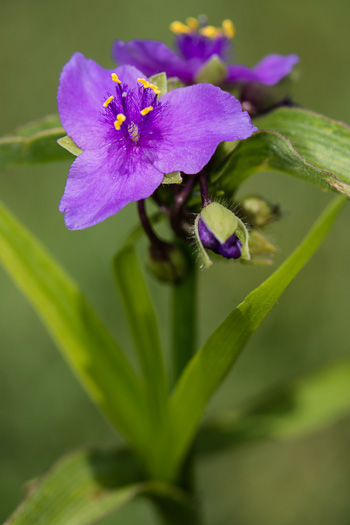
[171,243,197,386]
[151,485,203,525]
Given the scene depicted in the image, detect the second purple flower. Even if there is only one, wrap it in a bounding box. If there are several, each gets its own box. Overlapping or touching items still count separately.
[112,16,299,86]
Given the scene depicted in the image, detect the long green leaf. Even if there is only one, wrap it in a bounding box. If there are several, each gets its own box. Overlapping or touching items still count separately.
[214,108,350,197]
[5,448,194,525]
[113,245,168,423]
[258,107,350,183]
[0,202,150,457]
[0,114,71,168]
[5,449,144,525]
[151,196,346,481]
[196,358,350,455]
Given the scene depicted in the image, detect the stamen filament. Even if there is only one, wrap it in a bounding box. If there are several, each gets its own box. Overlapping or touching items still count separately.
[140,106,153,116]
[114,113,126,130]
[103,95,114,107]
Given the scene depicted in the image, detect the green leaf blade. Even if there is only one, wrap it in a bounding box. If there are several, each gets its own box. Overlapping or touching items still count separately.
[196,358,350,455]
[5,449,144,525]
[6,448,196,525]
[0,202,150,456]
[153,196,346,481]
[258,107,350,184]
[113,245,168,423]
[0,115,71,168]
[215,129,350,197]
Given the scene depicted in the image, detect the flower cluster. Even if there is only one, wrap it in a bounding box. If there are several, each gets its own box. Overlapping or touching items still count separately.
[58,53,256,230]
[58,16,297,268]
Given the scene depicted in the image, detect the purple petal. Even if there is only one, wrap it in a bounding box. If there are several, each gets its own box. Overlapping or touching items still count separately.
[175,34,231,62]
[112,39,194,83]
[152,83,257,174]
[218,234,242,259]
[198,218,220,252]
[57,53,146,149]
[199,219,242,259]
[59,147,163,230]
[227,54,299,85]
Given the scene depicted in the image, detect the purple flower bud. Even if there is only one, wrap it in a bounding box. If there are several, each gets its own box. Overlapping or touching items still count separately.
[194,202,250,268]
[198,218,242,259]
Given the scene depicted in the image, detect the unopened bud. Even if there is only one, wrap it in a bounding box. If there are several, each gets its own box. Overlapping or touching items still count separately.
[240,195,280,228]
[245,230,276,265]
[194,202,250,267]
[195,55,228,85]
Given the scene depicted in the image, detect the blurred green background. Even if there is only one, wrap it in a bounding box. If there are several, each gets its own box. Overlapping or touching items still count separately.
[1,0,350,523]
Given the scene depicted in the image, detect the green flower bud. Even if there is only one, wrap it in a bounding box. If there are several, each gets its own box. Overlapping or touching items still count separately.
[245,230,276,265]
[194,202,250,268]
[240,195,280,228]
[195,56,228,85]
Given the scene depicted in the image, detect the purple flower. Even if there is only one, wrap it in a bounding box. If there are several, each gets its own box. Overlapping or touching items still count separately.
[112,17,299,87]
[58,53,257,229]
[198,218,242,259]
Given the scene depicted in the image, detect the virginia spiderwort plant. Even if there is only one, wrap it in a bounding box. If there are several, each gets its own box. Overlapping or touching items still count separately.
[112,16,299,87]
[1,11,350,525]
[58,52,256,229]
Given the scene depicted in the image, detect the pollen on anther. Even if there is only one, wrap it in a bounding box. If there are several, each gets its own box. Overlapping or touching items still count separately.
[170,21,191,34]
[114,113,126,130]
[222,19,235,39]
[103,96,114,107]
[111,73,121,83]
[137,78,160,95]
[200,25,220,39]
[140,106,153,116]
[149,83,161,95]
[186,17,199,31]
[137,78,150,89]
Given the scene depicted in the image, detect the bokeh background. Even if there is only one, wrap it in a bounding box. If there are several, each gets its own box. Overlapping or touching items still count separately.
[1,0,350,523]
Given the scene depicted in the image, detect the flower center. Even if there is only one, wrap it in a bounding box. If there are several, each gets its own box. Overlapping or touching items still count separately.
[101,74,164,147]
[128,122,139,142]
[170,18,234,62]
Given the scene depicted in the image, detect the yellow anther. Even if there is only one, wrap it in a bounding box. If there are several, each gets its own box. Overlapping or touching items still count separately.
[186,17,199,31]
[137,77,150,89]
[200,25,220,39]
[137,78,161,95]
[111,73,121,83]
[222,19,235,39]
[114,113,126,130]
[170,21,191,34]
[140,106,154,116]
[149,83,161,95]
[102,95,114,108]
